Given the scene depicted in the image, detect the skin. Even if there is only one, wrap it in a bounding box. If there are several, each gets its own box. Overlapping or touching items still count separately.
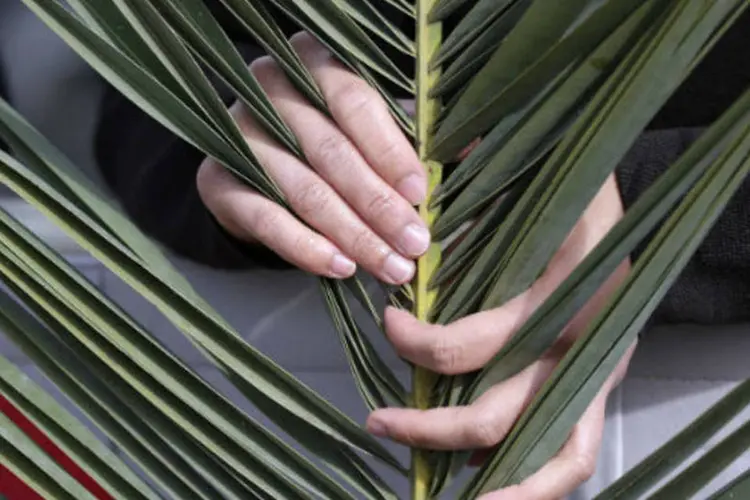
[197,33,636,499]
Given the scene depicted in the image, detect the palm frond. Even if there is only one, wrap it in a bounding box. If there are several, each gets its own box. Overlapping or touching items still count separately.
[2,0,750,498]
[596,378,750,500]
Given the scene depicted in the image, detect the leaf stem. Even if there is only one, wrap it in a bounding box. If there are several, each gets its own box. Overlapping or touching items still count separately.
[412,1,442,498]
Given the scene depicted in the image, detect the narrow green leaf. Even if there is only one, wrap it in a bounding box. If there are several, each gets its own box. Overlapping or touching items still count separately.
[478,0,744,313]
[219,0,327,110]
[428,0,472,22]
[0,149,400,472]
[0,280,274,500]
[596,378,750,500]
[21,0,279,201]
[270,0,414,93]
[107,0,279,193]
[461,89,750,499]
[648,419,750,500]
[157,0,301,154]
[379,0,414,18]
[467,87,750,402]
[343,276,383,330]
[65,0,194,107]
[0,285,257,500]
[337,0,415,56]
[431,0,660,237]
[430,0,530,86]
[431,0,516,67]
[0,353,160,500]
[430,0,648,161]
[431,172,533,289]
[0,98,194,293]
[323,280,407,410]
[707,469,750,500]
[0,217,324,499]
[1,413,97,500]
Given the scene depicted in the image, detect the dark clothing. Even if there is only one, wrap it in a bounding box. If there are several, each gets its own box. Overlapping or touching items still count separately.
[2,4,749,324]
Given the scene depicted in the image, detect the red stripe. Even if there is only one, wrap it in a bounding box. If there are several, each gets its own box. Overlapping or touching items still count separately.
[0,394,112,500]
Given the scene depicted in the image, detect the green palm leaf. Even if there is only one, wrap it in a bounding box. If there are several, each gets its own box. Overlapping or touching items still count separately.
[2,0,749,498]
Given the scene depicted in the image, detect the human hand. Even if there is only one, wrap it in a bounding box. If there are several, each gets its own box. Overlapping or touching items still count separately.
[197,33,428,284]
[367,175,635,499]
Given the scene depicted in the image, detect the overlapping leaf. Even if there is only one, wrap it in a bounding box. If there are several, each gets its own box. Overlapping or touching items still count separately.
[1,412,98,500]
[647,418,750,500]
[708,469,750,500]
[0,352,159,500]
[3,0,750,499]
[461,92,750,499]
[0,145,402,490]
[596,378,750,500]
[0,202,371,499]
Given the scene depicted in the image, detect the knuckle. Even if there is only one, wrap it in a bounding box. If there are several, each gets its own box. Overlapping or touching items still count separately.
[331,80,377,121]
[365,191,397,220]
[289,31,326,54]
[292,181,330,218]
[249,56,277,81]
[196,161,216,204]
[292,233,320,269]
[377,139,405,168]
[430,336,462,374]
[350,228,380,259]
[571,452,597,483]
[250,207,281,241]
[396,424,421,447]
[313,134,354,168]
[196,160,231,208]
[470,409,503,447]
[289,31,312,47]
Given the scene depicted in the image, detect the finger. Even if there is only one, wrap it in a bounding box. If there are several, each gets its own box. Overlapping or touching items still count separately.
[366,358,555,449]
[292,33,427,205]
[229,89,415,285]
[383,292,536,374]
[478,390,608,500]
[197,159,355,277]
[250,59,428,282]
[251,52,429,259]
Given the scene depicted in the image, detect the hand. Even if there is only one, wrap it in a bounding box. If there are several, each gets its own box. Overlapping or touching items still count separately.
[197,33,429,284]
[367,175,635,499]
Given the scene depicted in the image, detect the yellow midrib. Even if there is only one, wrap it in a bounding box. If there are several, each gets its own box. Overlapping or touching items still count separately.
[412,0,442,498]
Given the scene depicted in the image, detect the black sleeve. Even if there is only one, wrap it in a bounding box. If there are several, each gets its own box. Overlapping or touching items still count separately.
[614,9,750,326]
[616,128,750,326]
[93,42,292,271]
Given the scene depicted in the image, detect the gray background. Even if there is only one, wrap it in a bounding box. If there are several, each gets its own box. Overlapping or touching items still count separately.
[1,2,748,498]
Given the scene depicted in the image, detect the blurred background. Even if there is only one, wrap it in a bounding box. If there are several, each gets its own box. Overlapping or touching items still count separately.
[0,2,748,498]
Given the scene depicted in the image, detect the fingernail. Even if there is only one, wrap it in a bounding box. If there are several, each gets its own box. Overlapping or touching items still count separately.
[367,418,387,437]
[383,253,415,283]
[397,173,427,205]
[400,223,431,256]
[331,254,356,277]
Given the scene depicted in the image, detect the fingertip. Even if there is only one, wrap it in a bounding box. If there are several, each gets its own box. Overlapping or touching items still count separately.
[330,253,356,278]
[397,172,428,206]
[384,306,419,331]
[366,411,395,437]
[382,253,416,284]
[367,408,419,441]
[366,419,387,438]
